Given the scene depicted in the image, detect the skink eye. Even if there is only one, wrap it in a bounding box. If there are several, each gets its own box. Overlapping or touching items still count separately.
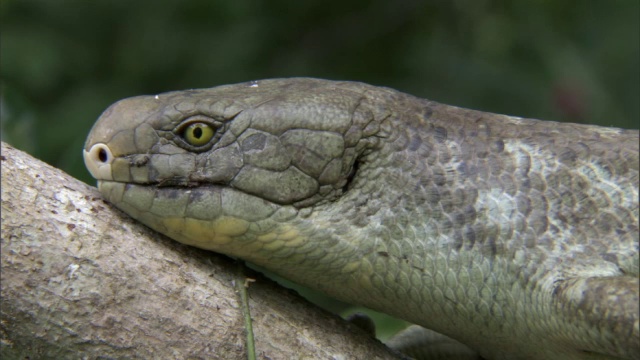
[183,122,214,146]
[172,115,222,151]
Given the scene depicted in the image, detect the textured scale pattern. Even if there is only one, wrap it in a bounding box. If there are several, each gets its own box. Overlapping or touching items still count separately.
[84,78,639,360]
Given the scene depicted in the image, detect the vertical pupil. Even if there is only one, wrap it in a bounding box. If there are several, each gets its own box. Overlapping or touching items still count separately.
[193,126,203,139]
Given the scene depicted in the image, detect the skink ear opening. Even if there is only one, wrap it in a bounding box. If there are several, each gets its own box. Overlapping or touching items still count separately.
[342,157,360,194]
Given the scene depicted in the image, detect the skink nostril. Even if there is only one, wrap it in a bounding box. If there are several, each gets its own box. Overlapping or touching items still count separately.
[98,148,108,162]
[90,143,112,164]
[84,143,115,181]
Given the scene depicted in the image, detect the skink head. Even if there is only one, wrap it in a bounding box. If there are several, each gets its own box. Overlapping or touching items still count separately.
[82,78,388,272]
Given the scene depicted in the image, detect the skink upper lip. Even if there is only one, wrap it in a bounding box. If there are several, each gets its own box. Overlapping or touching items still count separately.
[83,143,114,181]
[85,142,228,188]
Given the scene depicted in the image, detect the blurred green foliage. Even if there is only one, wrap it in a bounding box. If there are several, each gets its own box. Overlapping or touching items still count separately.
[2,0,638,183]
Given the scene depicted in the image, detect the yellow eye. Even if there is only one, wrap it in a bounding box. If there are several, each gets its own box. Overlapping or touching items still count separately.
[183,122,214,146]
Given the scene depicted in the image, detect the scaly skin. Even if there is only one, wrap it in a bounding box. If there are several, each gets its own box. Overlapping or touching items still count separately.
[83,78,639,360]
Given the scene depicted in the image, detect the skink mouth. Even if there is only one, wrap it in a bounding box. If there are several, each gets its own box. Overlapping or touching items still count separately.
[98,180,226,190]
[85,143,226,189]
[85,142,314,208]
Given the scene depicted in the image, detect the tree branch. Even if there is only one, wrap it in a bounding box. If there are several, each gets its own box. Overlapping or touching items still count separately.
[0,142,400,359]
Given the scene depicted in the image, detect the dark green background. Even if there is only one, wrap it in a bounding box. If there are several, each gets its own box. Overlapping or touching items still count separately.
[2,0,639,340]
[2,0,638,184]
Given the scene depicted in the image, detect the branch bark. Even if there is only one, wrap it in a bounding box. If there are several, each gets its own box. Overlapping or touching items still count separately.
[0,142,400,359]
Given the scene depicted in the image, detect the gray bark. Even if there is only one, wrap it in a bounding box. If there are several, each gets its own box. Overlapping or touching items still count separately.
[0,141,400,360]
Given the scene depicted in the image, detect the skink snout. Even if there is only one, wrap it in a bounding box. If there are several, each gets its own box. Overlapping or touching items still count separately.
[83,143,114,181]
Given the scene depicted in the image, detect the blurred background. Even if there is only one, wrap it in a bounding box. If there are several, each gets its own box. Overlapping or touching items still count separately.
[2,0,639,339]
[3,0,639,184]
